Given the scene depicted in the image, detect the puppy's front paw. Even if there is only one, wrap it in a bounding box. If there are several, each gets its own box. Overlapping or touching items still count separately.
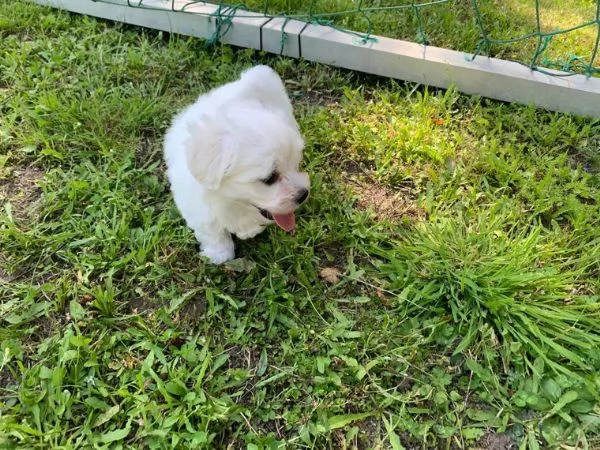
[236,225,265,240]
[201,245,235,264]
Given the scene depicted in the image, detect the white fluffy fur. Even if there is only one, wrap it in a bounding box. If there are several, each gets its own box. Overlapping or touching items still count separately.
[163,65,310,264]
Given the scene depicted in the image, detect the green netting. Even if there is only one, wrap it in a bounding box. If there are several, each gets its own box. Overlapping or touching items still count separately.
[97,0,599,77]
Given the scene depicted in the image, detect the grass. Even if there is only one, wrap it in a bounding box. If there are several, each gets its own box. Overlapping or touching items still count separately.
[1,1,600,449]
[34,0,600,75]
[243,0,600,75]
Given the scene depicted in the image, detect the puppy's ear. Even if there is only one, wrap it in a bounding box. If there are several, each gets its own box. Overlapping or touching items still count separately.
[185,121,236,189]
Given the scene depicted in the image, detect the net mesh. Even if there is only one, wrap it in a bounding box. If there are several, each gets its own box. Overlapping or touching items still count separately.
[96,0,600,77]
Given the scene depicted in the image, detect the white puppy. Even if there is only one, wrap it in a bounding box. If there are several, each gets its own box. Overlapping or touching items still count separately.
[163,65,310,264]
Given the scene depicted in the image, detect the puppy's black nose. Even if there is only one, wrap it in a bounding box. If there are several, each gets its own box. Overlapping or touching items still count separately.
[295,188,309,205]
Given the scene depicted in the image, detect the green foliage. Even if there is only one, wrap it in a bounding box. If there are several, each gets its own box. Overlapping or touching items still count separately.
[1,2,599,449]
[377,206,600,375]
[105,0,599,76]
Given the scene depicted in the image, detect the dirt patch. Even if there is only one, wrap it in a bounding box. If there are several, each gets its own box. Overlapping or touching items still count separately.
[0,165,44,282]
[337,158,425,222]
[0,253,9,283]
[345,418,383,449]
[345,418,428,450]
[227,344,260,371]
[35,314,64,342]
[178,293,207,318]
[348,424,516,450]
[127,295,159,316]
[135,133,164,171]
[351,179,425,222]
[472,430,517,450]
[569,151,597,174]
[0,367,16,389]
[226,345,263,408]
[317,241,348,269]
[292,88,341,108]
[0,164,44,223]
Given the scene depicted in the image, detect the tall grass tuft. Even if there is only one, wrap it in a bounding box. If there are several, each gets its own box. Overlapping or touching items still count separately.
[377,207,600,377]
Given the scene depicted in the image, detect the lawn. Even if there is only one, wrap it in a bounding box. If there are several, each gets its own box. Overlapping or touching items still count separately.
[1,1,600,449]
[242,0,600,75]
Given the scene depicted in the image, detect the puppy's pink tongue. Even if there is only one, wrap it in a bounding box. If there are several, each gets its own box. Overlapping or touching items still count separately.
[273,213,296,232]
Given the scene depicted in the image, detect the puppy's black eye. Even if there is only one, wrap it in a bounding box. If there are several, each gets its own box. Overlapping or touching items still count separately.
[262,171,279,185]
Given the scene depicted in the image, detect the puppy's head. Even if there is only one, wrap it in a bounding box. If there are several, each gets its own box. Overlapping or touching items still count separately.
[185,107,310,232]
